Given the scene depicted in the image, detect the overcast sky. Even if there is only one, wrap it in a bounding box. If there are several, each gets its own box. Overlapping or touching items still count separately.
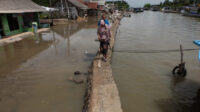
[107,0,171,7]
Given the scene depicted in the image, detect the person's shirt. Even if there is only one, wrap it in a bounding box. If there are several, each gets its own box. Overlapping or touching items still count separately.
[97,26,109,40]
[98,19,109,26]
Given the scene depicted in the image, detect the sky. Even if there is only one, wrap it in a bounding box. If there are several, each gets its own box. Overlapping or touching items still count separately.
[107,0,170,7]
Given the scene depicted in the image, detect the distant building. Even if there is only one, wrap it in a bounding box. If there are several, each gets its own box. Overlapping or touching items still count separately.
[0,0,46,38]
[77,0,98,10]
[77,0,106,16]
[84,0,105,5]
[53,0,88,19]
[84,0,106,10]
[105,2,116,11]
[84,2,98,9]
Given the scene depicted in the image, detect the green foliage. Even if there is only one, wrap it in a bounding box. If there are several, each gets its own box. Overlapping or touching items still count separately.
[173,0,191,5]
[144,3,151,8]
[107,1,130,10]
[160,0,199,8]
[163,0,173,6]
[117,1,130,10]
[39,13,49,19]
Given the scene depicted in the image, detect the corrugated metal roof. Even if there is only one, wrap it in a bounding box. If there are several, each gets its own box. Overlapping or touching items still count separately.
[0,0,46,13]
[68,0,88,10]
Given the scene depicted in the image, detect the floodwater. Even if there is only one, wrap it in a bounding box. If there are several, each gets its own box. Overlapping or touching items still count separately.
[0,17,98,112]
[112,11,200,112]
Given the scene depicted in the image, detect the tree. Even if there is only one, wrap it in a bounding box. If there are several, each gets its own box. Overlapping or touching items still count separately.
[144,3,151,9]
[173,0,192,5]
[106,0,130,10]
[116,1,130,10]
[163,0,173,6]
[160,2,163,6]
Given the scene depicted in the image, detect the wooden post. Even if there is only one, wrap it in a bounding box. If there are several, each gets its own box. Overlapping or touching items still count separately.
[49,0,53,25]
[180,45,183,64]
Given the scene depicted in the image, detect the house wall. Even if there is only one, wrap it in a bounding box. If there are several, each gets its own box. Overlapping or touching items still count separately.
[1,14,23,36]
[84,2,98,9]
[0,13,39,37]
[83,0,105,10]
[54,1,87,17]
[83,0,105,5]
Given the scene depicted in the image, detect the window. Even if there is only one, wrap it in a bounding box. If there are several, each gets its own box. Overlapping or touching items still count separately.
[7,14,19,31]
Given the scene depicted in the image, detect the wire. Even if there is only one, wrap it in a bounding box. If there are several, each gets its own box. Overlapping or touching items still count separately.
[113,48,199,54]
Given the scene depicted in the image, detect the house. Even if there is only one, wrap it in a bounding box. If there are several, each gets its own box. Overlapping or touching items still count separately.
[105,1,116,14]
[83,1,98,16]
[53,0,88,19]
[105,2,115,10]
[0,0,46,39]
[80,0,106,16]
[84,0,106,10]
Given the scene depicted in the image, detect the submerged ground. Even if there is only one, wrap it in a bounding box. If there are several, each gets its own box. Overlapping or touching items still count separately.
[0,17,98,112]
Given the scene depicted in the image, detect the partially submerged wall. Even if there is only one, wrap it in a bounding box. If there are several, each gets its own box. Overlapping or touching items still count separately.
[0,28,50,46]
[83,16,123,112]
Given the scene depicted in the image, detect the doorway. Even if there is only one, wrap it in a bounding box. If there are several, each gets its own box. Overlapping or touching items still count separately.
[7,14,19,31]
[0,16,5,37]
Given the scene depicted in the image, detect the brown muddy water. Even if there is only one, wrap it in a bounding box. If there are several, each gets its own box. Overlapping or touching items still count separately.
[112,11,200,112]
[0,17,98,112]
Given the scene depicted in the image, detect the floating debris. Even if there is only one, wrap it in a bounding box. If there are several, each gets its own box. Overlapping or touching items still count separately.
[68,77,84,84]
[83,73,88,75]
[94,39,99,42]
[74,71,82,75]
[74,71,89,75]
[84,51,88,54]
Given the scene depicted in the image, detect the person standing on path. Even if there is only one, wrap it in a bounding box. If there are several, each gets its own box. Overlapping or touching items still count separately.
[97,20,111,62]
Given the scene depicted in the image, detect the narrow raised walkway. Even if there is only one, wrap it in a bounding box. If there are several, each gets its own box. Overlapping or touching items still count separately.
[87,17,123,112]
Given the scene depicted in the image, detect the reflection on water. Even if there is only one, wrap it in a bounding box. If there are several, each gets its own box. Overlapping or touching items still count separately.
[0,17,98,112]
[112,11,200,112]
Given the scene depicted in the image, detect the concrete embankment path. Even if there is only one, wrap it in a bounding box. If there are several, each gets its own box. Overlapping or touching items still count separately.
[85,17,123,112]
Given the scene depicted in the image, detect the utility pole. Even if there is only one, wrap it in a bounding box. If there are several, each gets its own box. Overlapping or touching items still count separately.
[121,0,123,11]
[49,0,53,25]
[65,0,70,18]
[61,0,64,14]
